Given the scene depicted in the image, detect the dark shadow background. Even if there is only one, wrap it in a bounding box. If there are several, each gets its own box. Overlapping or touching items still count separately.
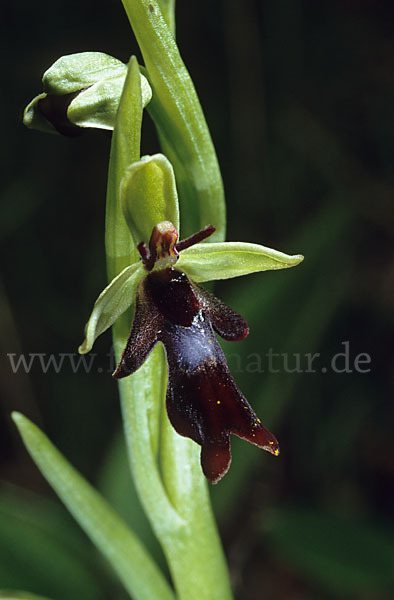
[1,1,394,599]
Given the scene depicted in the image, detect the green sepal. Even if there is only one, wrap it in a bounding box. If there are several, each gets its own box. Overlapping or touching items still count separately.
[23,52,151,133]
[67,75,144,131]
[120,153,180,246]
[79,262,145,354]
[42,52,127,94]
[177,242,304,282]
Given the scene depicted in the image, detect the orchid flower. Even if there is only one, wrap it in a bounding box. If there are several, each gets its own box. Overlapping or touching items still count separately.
[79,153,303,483]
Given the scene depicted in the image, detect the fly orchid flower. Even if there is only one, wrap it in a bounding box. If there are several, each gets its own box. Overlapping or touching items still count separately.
[79,153,303,483]
[113,221,280,483]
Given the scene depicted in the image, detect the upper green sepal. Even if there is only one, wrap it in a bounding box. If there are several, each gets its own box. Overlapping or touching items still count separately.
[120,153,180,246]
[79,262,145,354]
[177,241,304,282]
[23,52,151,133]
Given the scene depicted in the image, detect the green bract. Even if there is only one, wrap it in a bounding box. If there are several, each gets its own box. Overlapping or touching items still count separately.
[121,154,180,247]
[23,52,151,133]
[121,0,226,242]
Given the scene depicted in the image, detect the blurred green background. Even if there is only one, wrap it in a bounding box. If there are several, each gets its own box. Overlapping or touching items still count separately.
[1,1,394,599]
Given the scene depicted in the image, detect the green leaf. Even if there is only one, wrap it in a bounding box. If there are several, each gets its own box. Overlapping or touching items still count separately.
[79,262,144,354]
[12,413,175,600]
[266,507,394,595]
[177,241,304,282]
[98,431,167,573]
[120,153,180,246]
[121,0,226,241]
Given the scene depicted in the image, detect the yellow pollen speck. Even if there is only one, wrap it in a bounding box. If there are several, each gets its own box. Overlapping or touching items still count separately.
[269,441,274,445]
[274,449,279,456]
[257,418,261,423]
[217,400,221,404]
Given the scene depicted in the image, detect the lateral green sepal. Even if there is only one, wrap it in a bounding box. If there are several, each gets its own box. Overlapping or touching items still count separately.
[79,262,144,354]
[177,241,304,282]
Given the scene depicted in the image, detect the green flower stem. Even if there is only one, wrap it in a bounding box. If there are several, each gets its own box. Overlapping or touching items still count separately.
[121,0,226,241]
[118,349,233,600]
[106,24,233,600]
[11,413,175,600]
[160,409,233,599]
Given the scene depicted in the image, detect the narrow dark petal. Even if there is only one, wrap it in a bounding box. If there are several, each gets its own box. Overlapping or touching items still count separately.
[113,287,162,379]
[176,225,216,252]
[195,285,249,341]
[137,240,150,264]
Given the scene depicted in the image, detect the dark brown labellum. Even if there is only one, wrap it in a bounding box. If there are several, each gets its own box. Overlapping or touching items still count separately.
[114,266,279,484]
